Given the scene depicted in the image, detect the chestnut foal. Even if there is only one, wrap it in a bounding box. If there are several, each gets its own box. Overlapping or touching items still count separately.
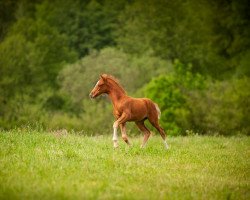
[89,74,169,149]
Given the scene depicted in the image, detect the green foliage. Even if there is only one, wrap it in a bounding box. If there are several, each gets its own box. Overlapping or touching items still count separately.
[116,0,250,78]
[0,16,77,129]
[0,131,249,199]
[59,47,170,102]
[58,47,170,131]
[0,0,18,39]
[0,0,41,39]
[144,61,250,135]
[144,60,206,135]
[9,18,77,87]
[187,77,250,135]
[36,0,123,57]
[0,0,249,134]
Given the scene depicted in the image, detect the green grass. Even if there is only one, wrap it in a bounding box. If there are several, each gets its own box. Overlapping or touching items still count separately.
[0,130,249,200]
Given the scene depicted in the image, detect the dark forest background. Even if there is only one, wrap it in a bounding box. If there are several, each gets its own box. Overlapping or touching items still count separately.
[0,0,249,135]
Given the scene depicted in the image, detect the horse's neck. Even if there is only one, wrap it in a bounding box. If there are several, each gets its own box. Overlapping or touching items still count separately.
[108,85,126,106]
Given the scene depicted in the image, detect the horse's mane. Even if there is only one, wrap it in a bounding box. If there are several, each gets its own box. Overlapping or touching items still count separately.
[102,74,126,94]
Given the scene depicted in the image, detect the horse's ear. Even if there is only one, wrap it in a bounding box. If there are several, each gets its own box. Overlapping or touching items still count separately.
[100,74,107,82]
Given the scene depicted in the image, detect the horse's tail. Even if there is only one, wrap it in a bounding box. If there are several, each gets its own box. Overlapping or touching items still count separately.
[154,103,161,119]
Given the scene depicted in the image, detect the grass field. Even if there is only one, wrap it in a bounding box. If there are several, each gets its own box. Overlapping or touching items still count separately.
[0,130,249,200]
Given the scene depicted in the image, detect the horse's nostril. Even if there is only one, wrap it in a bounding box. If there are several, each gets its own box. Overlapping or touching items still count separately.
[89,93,93,98]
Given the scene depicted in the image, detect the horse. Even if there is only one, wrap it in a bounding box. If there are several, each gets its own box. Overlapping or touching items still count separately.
[89,74,169,149]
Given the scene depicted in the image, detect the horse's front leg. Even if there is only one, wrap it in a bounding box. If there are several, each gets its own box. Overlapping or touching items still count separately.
[113,113,128,148]
[120,123,130,146]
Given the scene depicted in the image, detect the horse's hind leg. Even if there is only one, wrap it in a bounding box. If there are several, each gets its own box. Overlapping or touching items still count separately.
[135,121,151,148]
[120,123,130,146]
[148,115,169,149]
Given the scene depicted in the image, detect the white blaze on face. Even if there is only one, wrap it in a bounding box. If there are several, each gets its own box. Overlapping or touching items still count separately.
[94,80,100,89]
[90,80,100,97]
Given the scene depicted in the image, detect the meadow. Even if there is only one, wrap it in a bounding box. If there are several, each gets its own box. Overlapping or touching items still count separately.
[0,130,249,200]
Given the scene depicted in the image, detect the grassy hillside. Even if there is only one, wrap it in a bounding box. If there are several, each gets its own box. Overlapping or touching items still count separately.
[0,130,249,199]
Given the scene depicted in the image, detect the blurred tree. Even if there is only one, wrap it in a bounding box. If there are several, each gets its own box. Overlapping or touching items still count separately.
[116,0,214,71]
[59,47,170,104]
[210,0,250,78]
[144,60,206,135]
[58,47,170,130]
[144,60,250,135]
[116,0,250,78]
[36,0,125,57]
[8,17,77,89]
[0,0,18,40]
[187,77,250,135]
[0,0,249,134]
[0,16,77,128]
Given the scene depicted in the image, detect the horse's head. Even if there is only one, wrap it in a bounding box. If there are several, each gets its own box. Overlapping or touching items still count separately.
[89,74,109,98]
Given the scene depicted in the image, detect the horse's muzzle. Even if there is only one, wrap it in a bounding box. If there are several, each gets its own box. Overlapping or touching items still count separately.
[89,93,95,99]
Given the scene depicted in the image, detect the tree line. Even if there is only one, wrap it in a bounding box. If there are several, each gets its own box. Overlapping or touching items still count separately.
[0,0,249,135]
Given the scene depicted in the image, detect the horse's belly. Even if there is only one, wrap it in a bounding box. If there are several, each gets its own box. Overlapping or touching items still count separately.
[129,101,148,121]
